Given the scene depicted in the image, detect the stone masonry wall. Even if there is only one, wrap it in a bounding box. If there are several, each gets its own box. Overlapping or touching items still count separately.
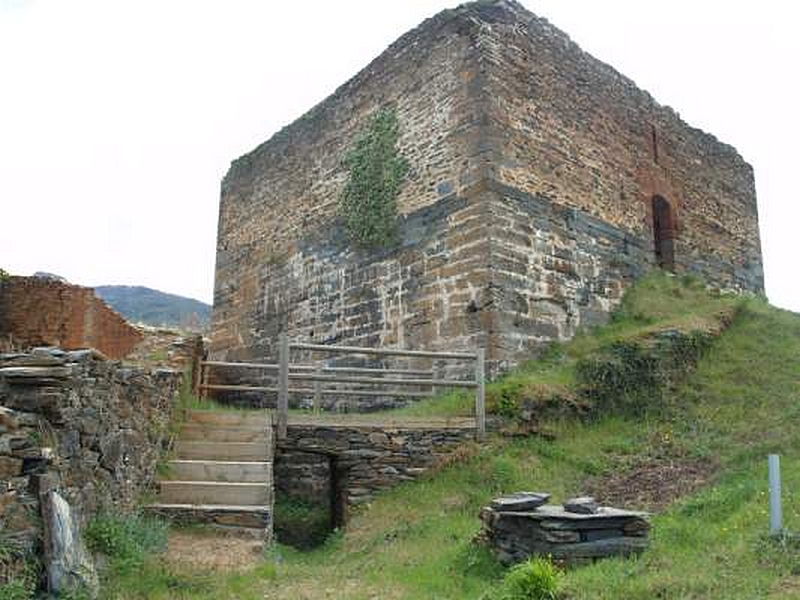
[212,6,490,361]
[278,423,476,520]
[0,277,144,360]
[477,6,763,293]
[0,347,181,583]
[212,0,763,379]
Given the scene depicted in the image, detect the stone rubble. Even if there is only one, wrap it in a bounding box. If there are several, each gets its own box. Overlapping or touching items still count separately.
[0,346,181,592]
[480,492,650,565]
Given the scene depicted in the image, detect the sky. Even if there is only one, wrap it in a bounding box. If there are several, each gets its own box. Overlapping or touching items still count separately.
[1,0,798,311]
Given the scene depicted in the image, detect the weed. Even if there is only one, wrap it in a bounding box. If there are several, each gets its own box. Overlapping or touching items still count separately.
[85,512,168,576]
[491,556,563,600]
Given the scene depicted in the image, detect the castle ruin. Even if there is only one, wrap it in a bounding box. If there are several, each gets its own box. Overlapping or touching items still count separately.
[210,0,763,369]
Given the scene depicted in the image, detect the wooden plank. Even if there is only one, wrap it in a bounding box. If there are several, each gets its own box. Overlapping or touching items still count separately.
[202,360,278,370]
[199,384,434,398]
[286,372,477,388]
[475,347,486,440]
[201,361,433,377]
[313,363,322,415]
[289,342,477,360]
[277,334,289,440]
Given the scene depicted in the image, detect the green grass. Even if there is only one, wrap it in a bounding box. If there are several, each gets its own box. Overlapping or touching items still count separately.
[106,275,800,599]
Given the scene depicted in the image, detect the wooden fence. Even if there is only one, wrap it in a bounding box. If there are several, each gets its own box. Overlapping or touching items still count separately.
[194,334,486,441]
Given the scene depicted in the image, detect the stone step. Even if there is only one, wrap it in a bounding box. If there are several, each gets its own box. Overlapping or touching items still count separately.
[159,481,271,506]
[174,441,271,461]
[167,460,272,483]
[179,423,272,443]
[187,409,271,428]
[144,503,272,534]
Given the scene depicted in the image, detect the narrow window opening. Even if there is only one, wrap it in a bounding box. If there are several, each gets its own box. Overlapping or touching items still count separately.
[652,196,675,271]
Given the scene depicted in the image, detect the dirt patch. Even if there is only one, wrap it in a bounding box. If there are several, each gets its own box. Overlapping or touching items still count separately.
[166,529,264,572]
[588,457,718,512]
[769,577,800,599]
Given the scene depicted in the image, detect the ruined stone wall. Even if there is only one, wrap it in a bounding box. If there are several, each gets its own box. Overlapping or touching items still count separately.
[0,347,181,580]
[212,0,763,374]
[212,8,490,361]
[0,277,143,359]
[278,423,476,518]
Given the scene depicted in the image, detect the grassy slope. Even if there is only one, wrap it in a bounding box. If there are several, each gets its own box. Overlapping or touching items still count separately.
[106,275,800,599]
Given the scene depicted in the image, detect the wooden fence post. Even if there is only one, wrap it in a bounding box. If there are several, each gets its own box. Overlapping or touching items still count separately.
[475,348,486,441]
[190,335,202,398]
[200,361,209,400]
[313,362,322,415]
[277,333,289,440]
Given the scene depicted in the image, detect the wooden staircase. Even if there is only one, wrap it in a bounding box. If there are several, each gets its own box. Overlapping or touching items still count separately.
[146,409,274,540]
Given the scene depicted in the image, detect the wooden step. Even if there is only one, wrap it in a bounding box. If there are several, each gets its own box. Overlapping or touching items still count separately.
[178,423,271,443]
[159,481,270,506]
[167,460,272,483]
[144,503,272,534]
[174,441,271,461]
[187,410,271,428]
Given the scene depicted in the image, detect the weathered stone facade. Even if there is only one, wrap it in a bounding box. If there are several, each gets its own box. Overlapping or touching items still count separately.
[277,422,477,522]
[0,347,181,586]
[0,276,144,360]
[211,0,763,372]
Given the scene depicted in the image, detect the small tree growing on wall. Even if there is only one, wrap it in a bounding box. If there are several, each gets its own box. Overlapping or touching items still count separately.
[339,108,408,249]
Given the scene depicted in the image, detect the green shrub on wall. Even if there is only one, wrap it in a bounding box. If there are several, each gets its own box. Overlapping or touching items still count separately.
[339,108,408,249]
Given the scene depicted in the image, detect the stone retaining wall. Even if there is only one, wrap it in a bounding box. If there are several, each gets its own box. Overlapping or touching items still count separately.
[0,347,181,586]
[278,423,476,521]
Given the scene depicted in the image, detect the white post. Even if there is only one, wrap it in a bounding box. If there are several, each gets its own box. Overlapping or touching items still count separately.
[769,454,783,536]
[475,348,486,441]
[277,333,289,440]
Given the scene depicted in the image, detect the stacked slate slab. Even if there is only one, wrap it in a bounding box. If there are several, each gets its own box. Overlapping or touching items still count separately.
[480,493,650,565]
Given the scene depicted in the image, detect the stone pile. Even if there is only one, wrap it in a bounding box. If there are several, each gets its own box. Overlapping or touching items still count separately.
[480,493,650,565]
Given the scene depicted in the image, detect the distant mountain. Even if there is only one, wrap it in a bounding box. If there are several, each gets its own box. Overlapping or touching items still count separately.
[94,285,211,332]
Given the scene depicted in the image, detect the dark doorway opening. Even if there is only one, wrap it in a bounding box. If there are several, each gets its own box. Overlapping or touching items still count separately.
[273,449,347,550]
[652,196,676,271]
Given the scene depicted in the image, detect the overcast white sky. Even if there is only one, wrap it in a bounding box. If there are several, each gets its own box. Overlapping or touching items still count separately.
[1,0,798,311]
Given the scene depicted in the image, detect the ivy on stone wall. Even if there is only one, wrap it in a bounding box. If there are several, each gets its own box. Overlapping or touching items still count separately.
[0,268,9,282]
[339,108,408,249]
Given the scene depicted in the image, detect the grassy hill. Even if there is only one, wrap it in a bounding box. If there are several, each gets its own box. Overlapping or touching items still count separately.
[99,274,800,599]
[94,285,211,331]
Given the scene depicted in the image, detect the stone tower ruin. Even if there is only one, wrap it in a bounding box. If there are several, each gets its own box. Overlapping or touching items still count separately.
[211,0,763,367]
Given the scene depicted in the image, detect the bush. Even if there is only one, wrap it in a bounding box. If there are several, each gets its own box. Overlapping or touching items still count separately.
[497,557,562,600]
[84,513,168,575]
[0,531,37,600]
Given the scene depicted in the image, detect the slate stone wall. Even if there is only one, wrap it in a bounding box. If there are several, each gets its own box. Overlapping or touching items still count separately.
[211,0,763,377]
[278,424,476,519]
[0,277,144,360]
[0,347,181,581]
[477,7,763,294]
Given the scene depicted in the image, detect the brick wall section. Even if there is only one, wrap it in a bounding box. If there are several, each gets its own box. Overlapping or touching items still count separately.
[211,0,763,374]
[0,277,143,359]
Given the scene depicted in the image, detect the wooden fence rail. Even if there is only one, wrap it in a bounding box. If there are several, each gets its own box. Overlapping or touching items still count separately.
[194,334,487,441]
